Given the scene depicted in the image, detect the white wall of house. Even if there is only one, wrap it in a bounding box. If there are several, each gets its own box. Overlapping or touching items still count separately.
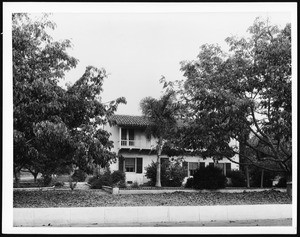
[104,122,240,185]
[103,124,158,153]
[118,152,158,185]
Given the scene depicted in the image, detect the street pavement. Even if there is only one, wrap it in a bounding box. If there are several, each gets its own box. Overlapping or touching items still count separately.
[32,218,292,227]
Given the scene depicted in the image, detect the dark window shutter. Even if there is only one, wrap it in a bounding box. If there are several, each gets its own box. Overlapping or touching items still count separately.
[136,158,143,173]
[183,161,188,176]
[226,163,231,176]
[119,156,124,172]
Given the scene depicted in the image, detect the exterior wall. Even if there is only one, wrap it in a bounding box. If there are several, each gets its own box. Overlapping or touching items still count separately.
[117,151,159,185]
[104,122,240,185]
[103,124,119,153]
[103,124,158,152]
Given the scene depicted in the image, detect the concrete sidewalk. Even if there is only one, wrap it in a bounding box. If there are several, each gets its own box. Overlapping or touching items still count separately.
[14,204,292,227]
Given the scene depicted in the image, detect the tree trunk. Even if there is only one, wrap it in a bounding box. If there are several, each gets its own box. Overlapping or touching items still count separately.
[155,138,162,187]
[260,169,264,188]
[14,168,20,188]
[245,165,250,188]
[33,173,38,183]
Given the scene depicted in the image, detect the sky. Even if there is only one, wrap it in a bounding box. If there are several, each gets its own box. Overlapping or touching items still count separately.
[38,8,292,116]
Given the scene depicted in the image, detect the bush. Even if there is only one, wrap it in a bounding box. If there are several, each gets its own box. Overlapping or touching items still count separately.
[185,177,194,188]
[89,171,113,189]
[42,174,52,186]
[145,160,186,187]
[89,177,103,189]
[54,181,64,187]
[250,168,276,188]
[226,170,246,187]
[166,162,187,187]
[132,181,139,188]
[111,170,126,187]
[192,166,227,189]
[145,161,168,186]
[71,169,87,182]
[88,175,99,185]
[276,177,287,188]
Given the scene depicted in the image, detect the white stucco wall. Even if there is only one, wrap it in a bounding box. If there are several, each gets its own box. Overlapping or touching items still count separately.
[103,124,158,152]
[103,123,240,185]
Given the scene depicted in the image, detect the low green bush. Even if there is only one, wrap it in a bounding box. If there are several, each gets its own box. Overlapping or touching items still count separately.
[250,168,276,188]
[111,170,126,187]
[54,181,64,187]
[185,177,194,188]
[192,166,227,189]
[226,170,246,187]
[145,160,186,187]
[90,177,103,189]
[89,170,124,189]
[42,175,52,186]
[276,177,287,188]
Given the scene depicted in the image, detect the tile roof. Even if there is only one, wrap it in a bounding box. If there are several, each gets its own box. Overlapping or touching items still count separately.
[109,114,152,127]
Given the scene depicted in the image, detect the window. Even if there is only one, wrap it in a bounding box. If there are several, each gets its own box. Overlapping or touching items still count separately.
[214,162,232,176]
[123,157,143,173]
[125,158,135,172]
[189,162,198,176]
[121,128,135,146]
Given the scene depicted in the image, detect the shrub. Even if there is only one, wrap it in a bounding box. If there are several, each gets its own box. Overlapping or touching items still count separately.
[90,177,103,189]
[88,175,99,185]
[71,169,87,182]
[166,162,187,187]
[42,174,52,186]
[226,170,246,187]
[185,177,194,188]
[54,181,64,187]
[250,168,276,188]
[145,160,186,187]
[89,171,112,189]
[111,170,126,187]
[131,181,139,188]
[192,166,227,189]
[276,177,287,188]
[145,161,168,186]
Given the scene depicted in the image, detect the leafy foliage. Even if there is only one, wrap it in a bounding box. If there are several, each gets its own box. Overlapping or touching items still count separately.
[88,170,126,189]
[191,166,227,189]
[226,170,246,187]
[167,18,291,175]
[140,91,181,187]
[111,170,126,187]
[249,167,276,188]
[13,13,126,183]
[71,169,87,182]
[145,161,186,187]
[276,177,287,188]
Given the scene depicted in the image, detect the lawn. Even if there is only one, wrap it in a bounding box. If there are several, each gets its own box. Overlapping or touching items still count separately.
[13,189,291,208]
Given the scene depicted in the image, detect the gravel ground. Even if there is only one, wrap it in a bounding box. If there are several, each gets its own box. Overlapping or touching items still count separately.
[13,189,291,208]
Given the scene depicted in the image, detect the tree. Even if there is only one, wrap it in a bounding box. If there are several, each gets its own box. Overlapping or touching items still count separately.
[13,13,126,185]
[140,91,180,187]
[171,18,291,180]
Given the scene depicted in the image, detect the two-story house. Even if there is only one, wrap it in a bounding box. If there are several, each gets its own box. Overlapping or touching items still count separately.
[104,114,240,185]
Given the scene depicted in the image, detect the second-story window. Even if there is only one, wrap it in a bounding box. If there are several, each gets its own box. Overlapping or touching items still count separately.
[121,128,135,146]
